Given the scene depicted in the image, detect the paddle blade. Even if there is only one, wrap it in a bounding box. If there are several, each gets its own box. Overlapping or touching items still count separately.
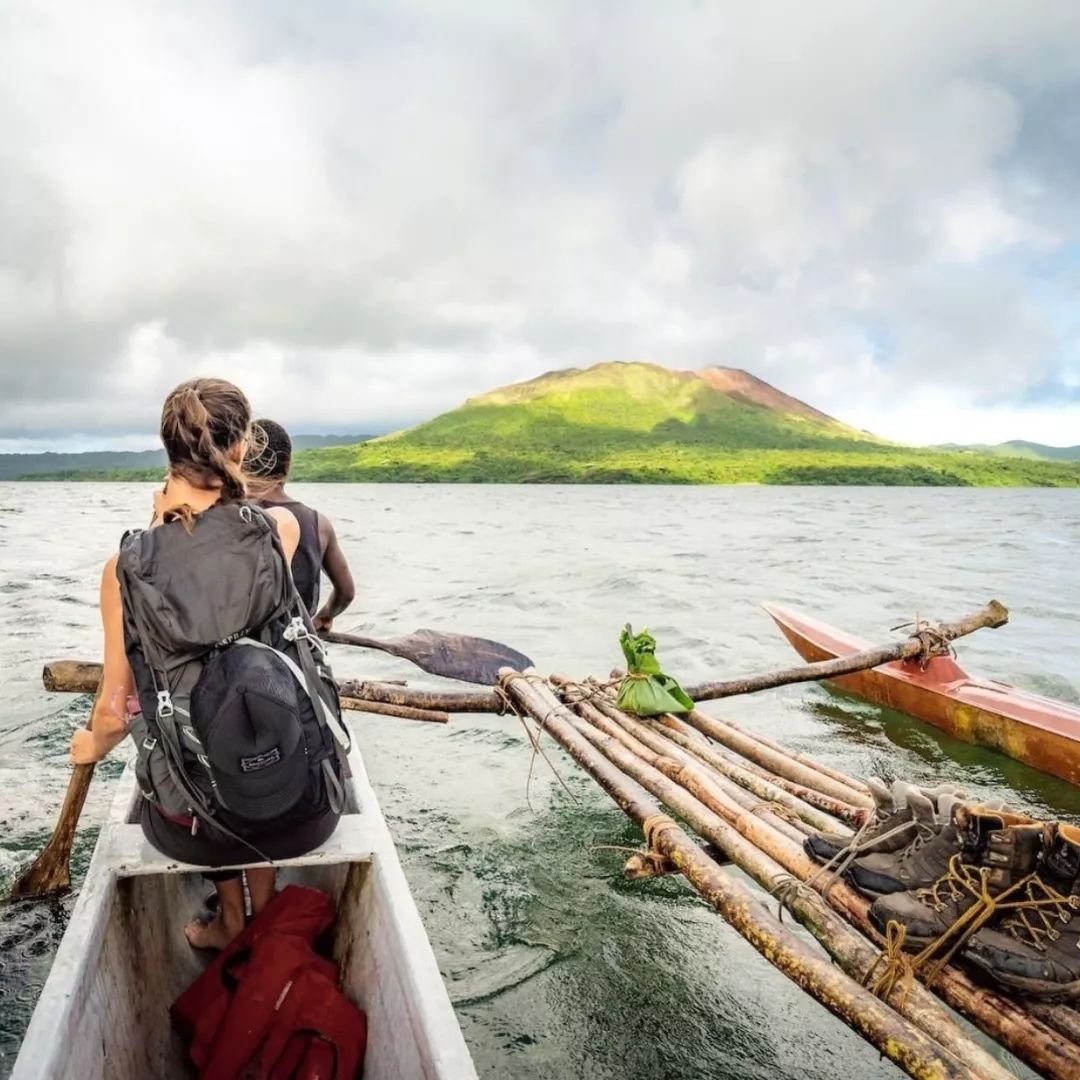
[401,629,534,684]
[9,841,73,900]
[9,761,95,901]
[321,628,533,684]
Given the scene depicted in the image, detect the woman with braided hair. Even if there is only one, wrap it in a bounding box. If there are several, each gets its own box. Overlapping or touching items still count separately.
[70,378,344,950]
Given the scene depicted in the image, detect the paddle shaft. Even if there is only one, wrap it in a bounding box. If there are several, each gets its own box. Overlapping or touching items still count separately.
[9,686,102,900]
[321,630,406,656]
[685,600,1008,703]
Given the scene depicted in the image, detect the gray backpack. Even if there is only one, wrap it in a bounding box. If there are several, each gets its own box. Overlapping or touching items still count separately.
[117,502,350,852]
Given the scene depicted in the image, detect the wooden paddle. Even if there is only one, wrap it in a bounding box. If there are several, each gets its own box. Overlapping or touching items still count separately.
[9,687,102,901]
[319,628,533,685]
[14,627,526,901]
[43,629,534,689]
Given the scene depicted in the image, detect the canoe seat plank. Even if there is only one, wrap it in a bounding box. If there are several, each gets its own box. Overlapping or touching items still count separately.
[108,815,387,878]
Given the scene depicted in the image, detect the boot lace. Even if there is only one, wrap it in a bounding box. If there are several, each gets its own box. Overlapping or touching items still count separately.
[868,854,1035,992]
[998,877,1080,952]
[914,853,981,912]
[807,815,916,894]
[891,821,938,869]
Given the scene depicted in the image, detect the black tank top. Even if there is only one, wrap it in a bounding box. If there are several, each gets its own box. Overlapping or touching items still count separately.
[259,499,322,615]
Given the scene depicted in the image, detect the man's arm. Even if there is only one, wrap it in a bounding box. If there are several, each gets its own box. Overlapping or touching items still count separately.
[313,515,355,632]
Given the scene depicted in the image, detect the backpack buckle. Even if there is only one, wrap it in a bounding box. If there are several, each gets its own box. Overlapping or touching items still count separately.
[283,617,304,642]
[156,691,174,719]
[142,736,158,751]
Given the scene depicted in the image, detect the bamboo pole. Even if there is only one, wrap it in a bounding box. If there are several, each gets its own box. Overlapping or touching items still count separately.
[340,697,449,723]
[595,675,869,797]
[681,708,874,809]
[677,707,872,795]
[571,696,808,846]
[1031,1004,1080,1047]
[558,683,838,839]
[519,675,1080,1080]
[685,600,1008,702]
[571,697,813,847]
[340,680,501,713]
[564,711,1020,1080]
[41,661,502,713]
[502,672,1001,1080]
[642,713,864,827]
[601,714,1079,1079]
[586,682,869,818]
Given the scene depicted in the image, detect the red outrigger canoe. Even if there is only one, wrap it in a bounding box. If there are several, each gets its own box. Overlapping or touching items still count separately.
[762,603,1080,787]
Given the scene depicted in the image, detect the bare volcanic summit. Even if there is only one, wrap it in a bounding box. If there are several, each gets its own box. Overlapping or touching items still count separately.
[697,367,842,427]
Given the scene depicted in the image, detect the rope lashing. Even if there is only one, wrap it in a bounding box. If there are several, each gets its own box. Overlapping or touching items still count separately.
[589,815,685,880]
[863,920,915,1006]
[642,813,680,852]
[770,873,820,925]
[890,613,956,668]
[558,676,623,705]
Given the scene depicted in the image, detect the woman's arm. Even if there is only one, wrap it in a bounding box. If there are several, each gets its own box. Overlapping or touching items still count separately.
[313,515,355,632]
[70,556,135,764]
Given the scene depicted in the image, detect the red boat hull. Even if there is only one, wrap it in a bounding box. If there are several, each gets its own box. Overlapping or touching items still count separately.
[762,603,1080,787]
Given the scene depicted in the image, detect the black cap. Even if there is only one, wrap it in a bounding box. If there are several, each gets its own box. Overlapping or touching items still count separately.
[193,646,309,822]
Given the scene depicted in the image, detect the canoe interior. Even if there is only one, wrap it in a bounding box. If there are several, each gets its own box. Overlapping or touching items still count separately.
[14,748,476,1080]
[65,863,380,1080]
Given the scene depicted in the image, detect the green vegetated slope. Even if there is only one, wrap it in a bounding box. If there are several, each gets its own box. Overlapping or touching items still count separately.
[939,440,1080,462]
[288,362,1080,486]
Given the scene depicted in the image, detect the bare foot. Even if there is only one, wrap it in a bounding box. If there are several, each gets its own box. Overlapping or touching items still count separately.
[184,908,245,951]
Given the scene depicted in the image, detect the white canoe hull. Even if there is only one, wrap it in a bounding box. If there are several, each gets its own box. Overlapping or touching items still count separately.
[11,743,476,1080]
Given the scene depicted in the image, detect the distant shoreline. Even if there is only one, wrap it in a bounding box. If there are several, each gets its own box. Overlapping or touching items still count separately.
[9,468,1080,489]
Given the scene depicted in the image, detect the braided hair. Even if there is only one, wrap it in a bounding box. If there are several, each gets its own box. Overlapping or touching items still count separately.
[159,378,253,505]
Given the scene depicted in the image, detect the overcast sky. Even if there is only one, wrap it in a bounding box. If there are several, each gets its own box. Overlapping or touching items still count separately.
[2,1,1079,451]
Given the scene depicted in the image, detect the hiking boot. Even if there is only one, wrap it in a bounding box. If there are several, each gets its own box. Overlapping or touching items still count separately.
[868,806,1045,951]
[964,823,1080,1000]
[846,792,961,898]
[805,779,905,864]
[804,780,967,865]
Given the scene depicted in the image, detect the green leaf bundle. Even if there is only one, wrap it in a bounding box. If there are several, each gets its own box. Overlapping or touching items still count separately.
[616,625,693,716]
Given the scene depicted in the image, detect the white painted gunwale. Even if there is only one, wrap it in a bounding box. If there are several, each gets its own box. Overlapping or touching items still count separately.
[11,740,477,1080]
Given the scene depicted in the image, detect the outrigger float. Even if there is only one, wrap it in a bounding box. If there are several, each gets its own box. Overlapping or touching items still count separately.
[16,600,1080,1080]
[763,602,1080,786]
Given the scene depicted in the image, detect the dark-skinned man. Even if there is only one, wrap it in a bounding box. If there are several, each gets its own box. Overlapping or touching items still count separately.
[248,419,356,632]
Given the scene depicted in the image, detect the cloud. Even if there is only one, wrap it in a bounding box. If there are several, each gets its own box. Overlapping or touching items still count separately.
[1,0,1079,448]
